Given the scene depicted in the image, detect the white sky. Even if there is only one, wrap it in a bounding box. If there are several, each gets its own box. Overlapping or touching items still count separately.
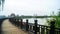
[1,0,60,16]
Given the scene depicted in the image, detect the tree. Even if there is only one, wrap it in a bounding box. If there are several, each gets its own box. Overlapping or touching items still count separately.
[46,9,60,27]
[55,9,60,27]
[0,0,5,11]
[58,9,60,17]
[0,0,5,5]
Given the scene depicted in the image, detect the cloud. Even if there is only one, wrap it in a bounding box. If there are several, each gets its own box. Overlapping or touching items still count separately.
[3,0,60,16]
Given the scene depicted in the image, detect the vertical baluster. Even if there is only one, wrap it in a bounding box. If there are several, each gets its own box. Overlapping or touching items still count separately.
[20,19,23,29]
[46,26,50,34]
[39,25,40,34]
[58,29,60,34]
[41,26,45,34]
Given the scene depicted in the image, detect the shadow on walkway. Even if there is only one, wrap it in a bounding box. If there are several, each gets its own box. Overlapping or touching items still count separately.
[0,18,6,34]
[0,20,4,34]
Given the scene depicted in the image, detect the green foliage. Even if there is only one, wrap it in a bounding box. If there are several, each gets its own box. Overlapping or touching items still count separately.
[55,10,60,27]
[55,17,60,27]
[58,12,60,17]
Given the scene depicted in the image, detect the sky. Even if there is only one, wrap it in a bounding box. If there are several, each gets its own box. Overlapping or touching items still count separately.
[0,0,60,16]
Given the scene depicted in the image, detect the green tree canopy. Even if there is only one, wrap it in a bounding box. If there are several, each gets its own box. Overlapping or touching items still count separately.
[58,9,60,17]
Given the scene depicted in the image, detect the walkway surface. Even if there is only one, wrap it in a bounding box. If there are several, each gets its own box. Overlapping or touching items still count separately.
[2,19,28,34]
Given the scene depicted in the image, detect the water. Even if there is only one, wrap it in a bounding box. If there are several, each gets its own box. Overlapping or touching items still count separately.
[23,18,53,26]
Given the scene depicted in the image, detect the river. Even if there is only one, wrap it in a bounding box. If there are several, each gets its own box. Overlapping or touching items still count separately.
[22,18,53,26]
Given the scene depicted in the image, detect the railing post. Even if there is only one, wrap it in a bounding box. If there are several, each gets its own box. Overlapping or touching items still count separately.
[17,19,19,27]
[58,29,60,34]
[26,19,29,31]
[20,19,23,29]
[50,19,55,34]
[34,20,38,34]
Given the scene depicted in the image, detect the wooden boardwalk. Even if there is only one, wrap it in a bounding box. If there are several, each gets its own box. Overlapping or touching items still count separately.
[2,19,28,34]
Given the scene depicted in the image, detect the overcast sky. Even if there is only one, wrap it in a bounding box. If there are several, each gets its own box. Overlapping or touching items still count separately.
[1,0,60,16]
